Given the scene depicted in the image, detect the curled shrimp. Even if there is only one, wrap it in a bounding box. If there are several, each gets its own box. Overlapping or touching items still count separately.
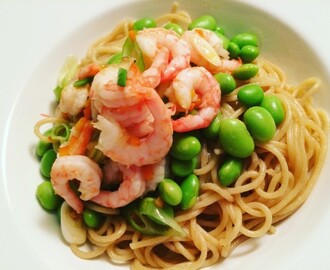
[91,164,145,209]
[171,66,221,132]
[93,86,173,166]
[182,28,241,74]
[50,155,103,214]
[78,62,101,79]
[135,27,190,82]
[92,159,165,209]
[58,82,89,116]
[91,63,157,138]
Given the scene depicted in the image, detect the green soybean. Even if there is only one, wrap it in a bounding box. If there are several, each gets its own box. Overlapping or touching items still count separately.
[36,181,62,211]
[158,179,182,206]
[214,72,236,95]
[260,95,285,125]
[231,33,259,48]
[180,174,200,210]
[218,157,243,187]
[232,63,259,80]
[133,17,157,31]
[188,15,217,30]
[218,118,254,158]
[227,42,240,59]
[40,149,57,178]
[202,113,223,139]
[240,45,259,63]
[214,25,225,35]
[244,106,276,142]
[164,22,184,35]
[170,156,198,177]
[36,140,52,158]
[237,84,264,107]
[36,129,53,157]
[83,208,103,228]
[170,135,201,161]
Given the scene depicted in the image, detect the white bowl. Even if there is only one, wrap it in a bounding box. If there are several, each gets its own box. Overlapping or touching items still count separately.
[1,0,329,269]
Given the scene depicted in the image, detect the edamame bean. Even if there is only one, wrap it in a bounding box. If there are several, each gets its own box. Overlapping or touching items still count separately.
[214,72,236,95]
[214,25,225,35]
[158,179,182,206]
[240,45,259,63]
[260,95,285,125]
[170,156,198,177]
[40,149,57,178]
[180,174,200,210]
[237,84,264,107]
[231,33,259,48]
[83,208,103,228]
[202,113,223,139]
[218,118,254,158]
[36,129,52,158]
[36,181,62,211]
[218,157,243,187]
[188,15,217,30]
[244,106,276,142]
[232,63,259,80]
[164,22,184,35]
[133,17,157,31]
[36,140,52,158]
[170,135,201,160]
[227,42,240,59]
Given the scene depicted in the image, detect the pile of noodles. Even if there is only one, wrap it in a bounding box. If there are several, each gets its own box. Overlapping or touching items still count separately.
[39,2,329,270]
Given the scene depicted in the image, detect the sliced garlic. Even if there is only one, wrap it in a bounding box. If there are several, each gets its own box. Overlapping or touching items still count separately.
[60,202,86,245]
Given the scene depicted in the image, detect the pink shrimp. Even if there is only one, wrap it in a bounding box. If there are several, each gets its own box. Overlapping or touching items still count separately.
[92,159,166,209]
[182,28,241,74]
[78,62,101,79]
[50,155,103,214]
[91,63,157,138]
[93,85,173,166]
[141,46,170,88]
[135,27,191,82]
[171,66,221,132]
[58,82,89,116]
[91,164,145,209]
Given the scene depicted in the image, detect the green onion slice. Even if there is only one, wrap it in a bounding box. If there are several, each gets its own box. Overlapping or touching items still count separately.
[73,77,93,88]
[117,68,128,87]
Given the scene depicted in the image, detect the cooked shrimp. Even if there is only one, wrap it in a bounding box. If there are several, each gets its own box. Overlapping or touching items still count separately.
[141,46,170,88]
[92,158,166,209]
[172,66,221,132]
[93,87,173,166]
[182,28,241,74]
[78,62,101,79]
[59,82,89,116]
[91,164,146,209]
[51,155,103,214]
[91,61,146,111]
[135,27,190,82]
[91,63,157,138]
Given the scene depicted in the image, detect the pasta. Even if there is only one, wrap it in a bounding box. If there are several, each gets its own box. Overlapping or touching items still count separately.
[34,2,329,270]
